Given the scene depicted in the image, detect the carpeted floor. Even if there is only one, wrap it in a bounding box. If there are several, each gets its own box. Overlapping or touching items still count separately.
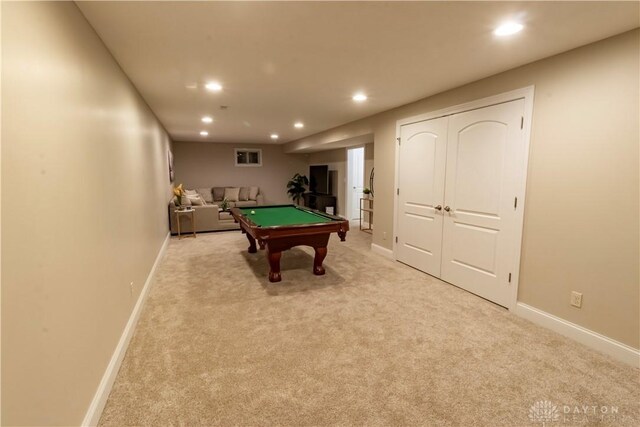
[99,227,639,426]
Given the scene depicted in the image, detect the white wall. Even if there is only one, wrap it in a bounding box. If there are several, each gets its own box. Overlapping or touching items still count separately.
[2,3,173,425]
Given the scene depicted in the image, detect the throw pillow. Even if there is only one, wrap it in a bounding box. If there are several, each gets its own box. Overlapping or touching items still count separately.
[238,187,249,201]
[249,186,259,200]
[224,187,240,202]
[187,194,205,206]
[196,187,213,203]
[213,187,225,201]
[184,189,198,196]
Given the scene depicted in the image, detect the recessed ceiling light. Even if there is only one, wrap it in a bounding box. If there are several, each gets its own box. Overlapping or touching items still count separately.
[201,116,213,123]
[200,131,209,136]
[270,134,279,140]
[352,93,367,102]
[294,122,304,128]
[205,82,223,91]
[494,22,524,36]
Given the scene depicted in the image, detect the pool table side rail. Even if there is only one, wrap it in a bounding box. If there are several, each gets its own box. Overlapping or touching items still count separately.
[229,206,349,239]
[238,204,344,222]
[232,205,346,227]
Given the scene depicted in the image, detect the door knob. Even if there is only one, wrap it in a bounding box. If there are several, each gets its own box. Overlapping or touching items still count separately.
[444,206,451,212]
[435,205,442,211]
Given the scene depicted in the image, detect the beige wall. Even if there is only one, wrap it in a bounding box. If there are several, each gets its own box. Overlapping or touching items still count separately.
[173,141,307,204]
[2,2,173,425]
[285,30,640,348]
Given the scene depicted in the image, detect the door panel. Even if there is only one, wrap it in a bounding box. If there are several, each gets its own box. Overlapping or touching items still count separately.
[450,222,499,275]
[441,100,524,307]
[396,117,447,276]
[454,122,505,216]
[347,147,365,220]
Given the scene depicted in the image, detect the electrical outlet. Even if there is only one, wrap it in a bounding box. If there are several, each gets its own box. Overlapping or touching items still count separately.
[570,291,583,308]
[129,281,134,296]
[383,231,387,240]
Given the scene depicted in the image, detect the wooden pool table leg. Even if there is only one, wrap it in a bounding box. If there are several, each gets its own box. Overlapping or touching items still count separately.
[244,232,257,253]
[338,230,347,241]
[258,240,265,250]
[313,246,328,276]
[267,249,282,282]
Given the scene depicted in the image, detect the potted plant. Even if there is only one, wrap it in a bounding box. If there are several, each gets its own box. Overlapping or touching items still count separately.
[363,188,372,199]
[286,173,309,205]
[220,198,230,211]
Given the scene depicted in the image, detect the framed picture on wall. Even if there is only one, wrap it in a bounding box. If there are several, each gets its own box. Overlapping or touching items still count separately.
[168,149,175,182]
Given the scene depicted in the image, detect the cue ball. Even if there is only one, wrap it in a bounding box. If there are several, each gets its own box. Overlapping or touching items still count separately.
[250,210,256,214]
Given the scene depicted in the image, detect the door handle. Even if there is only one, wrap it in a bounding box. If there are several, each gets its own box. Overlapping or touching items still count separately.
[434,205,442,211]
[444,206,451,212]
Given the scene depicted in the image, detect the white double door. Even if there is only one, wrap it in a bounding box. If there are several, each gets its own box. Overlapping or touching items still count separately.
[396,100,525,307]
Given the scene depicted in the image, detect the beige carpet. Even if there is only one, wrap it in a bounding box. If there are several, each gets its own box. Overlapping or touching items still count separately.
[99,228,639,426]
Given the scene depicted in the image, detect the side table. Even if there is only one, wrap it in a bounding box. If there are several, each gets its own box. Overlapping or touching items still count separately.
[359,197,373,234]
[175,208,196,239]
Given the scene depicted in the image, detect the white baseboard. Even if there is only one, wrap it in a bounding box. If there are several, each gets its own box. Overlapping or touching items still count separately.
[514,302,639,368]
[82,232,171,426]
[371,243,394,260]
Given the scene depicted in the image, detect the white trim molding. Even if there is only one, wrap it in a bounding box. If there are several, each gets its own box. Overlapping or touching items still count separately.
[371,243,394,260]
[82,232,171,426]
[514,302,640,368]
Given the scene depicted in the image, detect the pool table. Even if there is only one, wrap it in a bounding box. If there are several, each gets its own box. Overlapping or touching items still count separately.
[230,205,349,282]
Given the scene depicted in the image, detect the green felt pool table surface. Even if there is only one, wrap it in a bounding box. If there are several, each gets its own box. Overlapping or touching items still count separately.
[238,205,334,228]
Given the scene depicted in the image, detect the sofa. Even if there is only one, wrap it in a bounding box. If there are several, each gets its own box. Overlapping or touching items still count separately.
[169,186,264,234]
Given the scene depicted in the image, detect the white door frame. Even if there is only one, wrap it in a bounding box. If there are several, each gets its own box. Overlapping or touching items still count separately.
[393,86,535,311]
[345,145,366,221]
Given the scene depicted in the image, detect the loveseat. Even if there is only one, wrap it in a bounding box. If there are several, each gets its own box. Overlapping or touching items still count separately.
[169,186,264,234]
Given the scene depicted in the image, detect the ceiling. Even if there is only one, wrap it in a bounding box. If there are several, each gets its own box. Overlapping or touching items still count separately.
[77,1,639,145]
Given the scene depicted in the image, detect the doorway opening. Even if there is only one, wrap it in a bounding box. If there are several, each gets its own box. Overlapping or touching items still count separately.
[346,146,365,221]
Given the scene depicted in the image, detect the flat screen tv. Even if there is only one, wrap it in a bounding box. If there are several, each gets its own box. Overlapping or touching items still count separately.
[309,165,329,194]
